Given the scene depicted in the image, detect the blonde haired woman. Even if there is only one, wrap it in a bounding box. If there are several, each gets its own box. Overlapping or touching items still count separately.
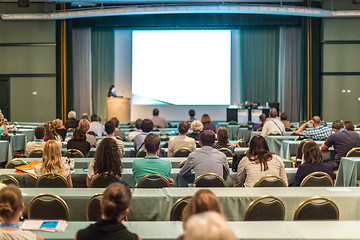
[52,118,67,141]
[34,140,73,188]
[79,119,96,147]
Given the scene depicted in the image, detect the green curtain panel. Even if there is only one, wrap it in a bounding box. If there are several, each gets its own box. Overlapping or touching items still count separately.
[240,27,279,105]
[91,28,115,120]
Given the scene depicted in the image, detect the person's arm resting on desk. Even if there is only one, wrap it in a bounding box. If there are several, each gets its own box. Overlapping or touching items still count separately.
[179,155,195,176]
[321,135,333,151]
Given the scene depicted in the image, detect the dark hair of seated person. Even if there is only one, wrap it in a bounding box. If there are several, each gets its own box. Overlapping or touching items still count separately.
[110,117,120,129]
[303,141,323,164]
[105,121,116,135]
[280,112,288,121]
[153,108,159,116]
[94,138,123,177]
[201,114,211,124]
[144,133,160,154]
[90,114,98,122]
[188,109,195,118]
[141,119,154,133]
[182,189,224,225]
[135,119,142,129]
[178,121,189,135]
[344,121,355,131]
[102,183,131,221]
[34,126,45,139]
[247,135,273,171]
[72,127,86,141]
[332,120,344,130]
[217,127,230,146]
[199,130,215,147]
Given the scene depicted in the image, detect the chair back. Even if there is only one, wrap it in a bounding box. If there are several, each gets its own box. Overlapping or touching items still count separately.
[178,159,187,168]
[137,174,170,188]
[173,147,192,157]
[346,147,360,157]
[161,140,169,148]
[86,193,103,221]
[116,136,124,141]
[254,175,287,187]
[89,173,121,188]
[244,195,285,221]
[319,136,328,141]
[0,174,20,187]
[300,172,334,187]
[136,148,147,158]
[290,130,297,136]
[28,193,70,221]
[193,173,226,187]
[36,173,69,188]
[218,148,233,157]
[195,141,201,148]
[256,127,263,132]
[28,149,44,158]
[5,159,28,169]
[67,128,75,133]
[170,196,192,221]
[63,149,85,158]
[235,139,246,147]
[294,196,339,220]
[160,132,170,141]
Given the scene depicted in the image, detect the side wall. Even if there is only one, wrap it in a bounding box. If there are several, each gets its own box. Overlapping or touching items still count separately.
[0,3,56,122]
[322,18,360,122]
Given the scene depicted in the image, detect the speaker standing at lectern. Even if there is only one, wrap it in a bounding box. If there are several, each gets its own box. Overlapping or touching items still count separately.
[107,85,117,97]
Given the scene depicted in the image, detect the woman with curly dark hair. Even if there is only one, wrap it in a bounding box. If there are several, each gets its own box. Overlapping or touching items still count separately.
[86,138,123,187]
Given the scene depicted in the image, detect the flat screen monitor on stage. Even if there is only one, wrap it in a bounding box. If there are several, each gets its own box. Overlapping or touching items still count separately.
[132,30,231,105]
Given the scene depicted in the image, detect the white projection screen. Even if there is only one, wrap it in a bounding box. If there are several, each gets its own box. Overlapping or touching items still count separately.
[132,30,231,105]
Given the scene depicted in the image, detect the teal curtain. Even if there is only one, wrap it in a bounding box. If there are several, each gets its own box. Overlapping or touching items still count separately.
[240,28,279,105]
[91,28,114,120]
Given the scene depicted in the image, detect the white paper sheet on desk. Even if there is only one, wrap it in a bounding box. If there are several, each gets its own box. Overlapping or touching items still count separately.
[326,188,351,192]
[21,220,68,232]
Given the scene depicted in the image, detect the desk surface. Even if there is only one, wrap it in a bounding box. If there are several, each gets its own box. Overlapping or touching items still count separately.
[18,187,360,221]
[34,221,360,240]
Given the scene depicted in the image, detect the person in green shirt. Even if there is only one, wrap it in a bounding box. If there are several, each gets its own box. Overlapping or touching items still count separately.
[132,133,173,185]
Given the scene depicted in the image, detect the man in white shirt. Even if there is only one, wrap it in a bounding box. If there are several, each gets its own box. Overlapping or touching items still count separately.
[26,126,46,154]
[96,121,124,156]
[261,108,285,137]
[168,121,196,157]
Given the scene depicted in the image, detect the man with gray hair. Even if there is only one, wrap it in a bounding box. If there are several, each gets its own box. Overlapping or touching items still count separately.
[261,108,285,137]
[321,120,360,170]
[65,111,79,130]
[295,116,331,140]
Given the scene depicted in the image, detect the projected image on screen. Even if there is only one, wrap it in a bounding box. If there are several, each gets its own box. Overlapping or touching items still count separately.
[132,30,231,105]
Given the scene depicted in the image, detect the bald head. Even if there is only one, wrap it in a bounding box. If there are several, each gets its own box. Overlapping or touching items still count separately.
[312,116,321,127]
[269,108,278,118]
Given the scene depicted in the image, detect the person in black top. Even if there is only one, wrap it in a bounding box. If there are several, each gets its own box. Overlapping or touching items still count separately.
[65,111,79,130]
[107,85,118,97]
[67,127,91,157]
[75,183,141,240]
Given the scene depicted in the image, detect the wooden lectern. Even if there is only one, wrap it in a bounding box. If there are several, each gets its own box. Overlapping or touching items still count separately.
[107,97,130,123]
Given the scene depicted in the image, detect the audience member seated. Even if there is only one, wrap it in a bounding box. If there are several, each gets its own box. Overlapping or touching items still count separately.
[321,120,360,170]
[34,140,73,188]
[0,113,8,136]
[214,127,234,152]
[168,122,196,157]
[44,121,62,144]
[65,111,79,130]
[280,112,292,129]
[182,212,237,240]
[67,127,91,157]
[127,119,142,142]
[75,183,141,240]
[188,109,196,123]
[96,121,124,156]
[110,117,126,141]
[132,133,172,185]
[233,135,288,187]
[261,108,285,137]
[292,141,335,186]
[52,118,67,141]
[87,138,123,187]
[89,114,104,136]
[295,116,331,140]
[344,121,355,131]
[0,185,44,240]
[26,126,46,155]
[134,119,153,152]
[182,189,224,224]
[186,120,203,141]
[81,113,90,122]
[151,108,168,128]
[201,114,217,133]
[253,113,266,131]
[79,119,96,147]
[179,130,230,179]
